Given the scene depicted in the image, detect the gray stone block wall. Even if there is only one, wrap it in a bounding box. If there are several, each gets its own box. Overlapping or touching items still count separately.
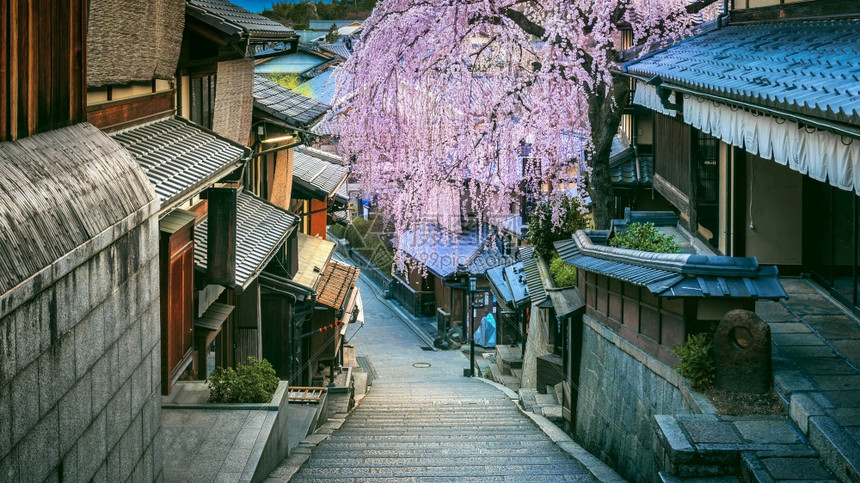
[0,215,162,482]
[574,315,697,482]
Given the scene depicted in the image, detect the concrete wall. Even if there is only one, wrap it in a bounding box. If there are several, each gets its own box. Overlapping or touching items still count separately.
[0,215,162,482]
[574,315,705,482]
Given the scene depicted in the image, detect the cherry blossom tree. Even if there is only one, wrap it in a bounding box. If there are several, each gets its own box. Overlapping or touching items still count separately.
[334,0,719,244]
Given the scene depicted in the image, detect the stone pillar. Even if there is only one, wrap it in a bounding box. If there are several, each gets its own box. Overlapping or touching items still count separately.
[713,309,772,394]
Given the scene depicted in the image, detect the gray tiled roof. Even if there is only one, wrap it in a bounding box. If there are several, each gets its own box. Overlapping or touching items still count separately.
[293,146,348,199]
[486,266,513,305]
[612,155,652,187]
[398,225,508,279]
[488,261,531,309]
[624,19,860,126]
[319,43,352,60]
[187,0,295,40]
[503,263,530,306]
[194,191,300,292]
[111,117,249,208]
[553,235,786,300]
[522,257,546,304]
[253,75,330,127]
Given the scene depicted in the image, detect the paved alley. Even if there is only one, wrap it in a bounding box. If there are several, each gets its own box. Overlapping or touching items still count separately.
[271,273,600,482]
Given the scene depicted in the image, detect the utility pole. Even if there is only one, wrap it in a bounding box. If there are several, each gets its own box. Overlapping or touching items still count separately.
[469,275,476,377]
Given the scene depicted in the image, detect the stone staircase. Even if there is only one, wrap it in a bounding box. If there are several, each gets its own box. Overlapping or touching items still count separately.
[286,376,597,482]
[486,344,523,392]
[655,414,840,482]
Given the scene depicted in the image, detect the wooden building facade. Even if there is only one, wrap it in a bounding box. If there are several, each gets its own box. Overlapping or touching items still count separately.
[621,0,860,314]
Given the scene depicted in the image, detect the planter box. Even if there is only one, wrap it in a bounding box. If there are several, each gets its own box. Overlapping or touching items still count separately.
[162,381,290,482]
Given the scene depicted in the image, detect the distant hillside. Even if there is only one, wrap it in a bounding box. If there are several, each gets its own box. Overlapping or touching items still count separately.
[261,0,375,29]
[232,0,333,13]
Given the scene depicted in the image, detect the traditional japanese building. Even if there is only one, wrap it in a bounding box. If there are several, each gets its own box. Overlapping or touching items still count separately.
[0,1,163,480]
[619,0,860,315]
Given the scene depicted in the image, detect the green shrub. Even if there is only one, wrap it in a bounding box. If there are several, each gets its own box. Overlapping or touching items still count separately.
[549,254,577,287]
[207,357,279,403]
[328,223,346,239]
[525,195,589,259]
[671,333,715,390]
[609,222,680,253]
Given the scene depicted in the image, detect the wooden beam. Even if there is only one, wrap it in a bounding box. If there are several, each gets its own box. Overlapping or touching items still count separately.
[87,89,176,131]
[732,0,859,23]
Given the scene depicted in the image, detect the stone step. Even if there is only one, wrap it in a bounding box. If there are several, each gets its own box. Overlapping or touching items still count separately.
[294,463,591,478]
[291,474,595,483]
[313,440,561,451]
[741,453,839,483]
[301,455,572,468]
[340,420,534,433]
[328,428,539,437]
[321,434,551,443]
[305,445,562,457]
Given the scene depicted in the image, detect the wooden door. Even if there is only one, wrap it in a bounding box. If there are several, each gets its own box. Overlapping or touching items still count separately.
[160,222,195,394]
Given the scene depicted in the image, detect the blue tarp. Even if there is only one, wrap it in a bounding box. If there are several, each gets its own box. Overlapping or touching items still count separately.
[473,313,496,348]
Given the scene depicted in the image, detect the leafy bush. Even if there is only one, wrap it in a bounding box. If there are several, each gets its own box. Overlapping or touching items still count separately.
[207,357,279,404]
[549,254,577,287]
[672,333,715,390]
[525,195,589,259]
[328,223,346,239]
[609,222,680,253]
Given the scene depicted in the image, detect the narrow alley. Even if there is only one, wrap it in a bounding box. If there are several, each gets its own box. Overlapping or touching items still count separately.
[267,272,605,482]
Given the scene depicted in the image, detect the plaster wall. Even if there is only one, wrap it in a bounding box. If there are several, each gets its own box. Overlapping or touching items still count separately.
[521,306,549,390]
[743,154,803,265]
[0,215,162,482]
[574,315,700,482]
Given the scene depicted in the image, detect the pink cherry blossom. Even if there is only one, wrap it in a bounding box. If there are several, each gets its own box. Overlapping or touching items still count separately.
[333,0,714,263]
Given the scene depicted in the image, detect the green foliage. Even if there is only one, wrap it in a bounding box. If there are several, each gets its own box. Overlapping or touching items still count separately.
[325,23,340,42]
[328,223,346,238]
[609,222,680,253]
[337,214,394,274]
[207,358,279,404]
[525,195,589,259]
[262,0,378,27]
[266,73,314,97]
[549,254,577,287]
[672,333,715,391]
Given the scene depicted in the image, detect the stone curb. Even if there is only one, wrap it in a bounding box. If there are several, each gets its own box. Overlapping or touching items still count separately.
[475,378,625,482]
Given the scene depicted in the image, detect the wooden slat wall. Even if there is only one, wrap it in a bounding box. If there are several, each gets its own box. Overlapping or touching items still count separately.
[1,0,86,141]
[653,112,692,197]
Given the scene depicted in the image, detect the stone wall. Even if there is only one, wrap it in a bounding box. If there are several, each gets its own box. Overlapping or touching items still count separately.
[0,215,162,482]
[574,314,709,482]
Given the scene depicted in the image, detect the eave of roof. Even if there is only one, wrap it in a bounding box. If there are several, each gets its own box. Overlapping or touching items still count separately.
[253,74,330,127]
[622,18,860,128]
[194,191,300,293]
[554,230,787,300]
[293,233,336,290]
[398,225,506,279]
[187,0,296,42]
[111,116,250,212]
[316,260,359,310]
[292,146,348,199]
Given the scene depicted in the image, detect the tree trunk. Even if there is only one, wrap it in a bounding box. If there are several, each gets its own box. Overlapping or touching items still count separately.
[587,75,629,229]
